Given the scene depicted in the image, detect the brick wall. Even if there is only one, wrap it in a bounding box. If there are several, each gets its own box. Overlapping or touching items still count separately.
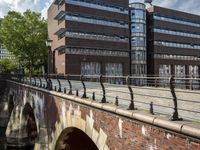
[4,81,200,150]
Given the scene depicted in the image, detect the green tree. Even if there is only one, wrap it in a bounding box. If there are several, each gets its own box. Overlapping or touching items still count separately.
[0,10,48,76]
[0,58,17,73]
[0,18,3,45]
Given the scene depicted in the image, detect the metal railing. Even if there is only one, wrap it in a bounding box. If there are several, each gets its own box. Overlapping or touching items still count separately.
[3,73,200,122]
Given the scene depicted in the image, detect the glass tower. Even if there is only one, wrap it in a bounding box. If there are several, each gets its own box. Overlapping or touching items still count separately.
[130,2,147,85]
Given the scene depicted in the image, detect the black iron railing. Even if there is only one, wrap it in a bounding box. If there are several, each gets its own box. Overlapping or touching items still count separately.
[2,73,200,122]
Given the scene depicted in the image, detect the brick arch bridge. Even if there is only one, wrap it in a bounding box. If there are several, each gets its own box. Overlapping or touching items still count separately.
[0,79,200,150]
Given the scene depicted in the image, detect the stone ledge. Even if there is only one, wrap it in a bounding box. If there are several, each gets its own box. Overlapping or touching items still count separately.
[7,80,200,140]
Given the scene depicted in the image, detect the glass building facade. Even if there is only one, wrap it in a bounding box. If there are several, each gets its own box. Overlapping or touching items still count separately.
[130,2,147,85]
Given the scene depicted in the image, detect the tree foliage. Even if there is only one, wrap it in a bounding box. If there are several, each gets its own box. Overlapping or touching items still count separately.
[0,10,48,76]
[0,58,17,73]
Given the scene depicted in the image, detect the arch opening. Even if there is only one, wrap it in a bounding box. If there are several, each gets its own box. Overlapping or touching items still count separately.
[8,94,14,117]
[6,103,38,149]
[55,127,98,150]
[22,103,38,142]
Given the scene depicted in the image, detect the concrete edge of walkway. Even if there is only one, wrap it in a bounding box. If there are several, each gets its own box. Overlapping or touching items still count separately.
[8,80,200,139]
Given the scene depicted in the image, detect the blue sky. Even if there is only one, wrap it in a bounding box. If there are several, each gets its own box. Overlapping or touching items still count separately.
[0,0,199,19]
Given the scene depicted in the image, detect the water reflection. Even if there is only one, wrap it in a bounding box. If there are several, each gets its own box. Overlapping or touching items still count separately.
[0,128,34,150]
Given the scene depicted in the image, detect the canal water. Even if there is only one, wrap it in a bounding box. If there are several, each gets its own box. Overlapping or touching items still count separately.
[0,127,34,150]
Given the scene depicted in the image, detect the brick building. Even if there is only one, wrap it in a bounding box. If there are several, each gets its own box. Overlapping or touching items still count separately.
[48,0,130,76]
[147,6,200,79]
[48,1,200,80]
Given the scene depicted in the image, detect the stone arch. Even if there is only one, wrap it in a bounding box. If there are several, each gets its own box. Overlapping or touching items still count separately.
[49,104,110,150]
[55,127,98,150]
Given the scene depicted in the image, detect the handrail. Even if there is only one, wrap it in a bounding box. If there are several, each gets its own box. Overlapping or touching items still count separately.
[2,73,200,122]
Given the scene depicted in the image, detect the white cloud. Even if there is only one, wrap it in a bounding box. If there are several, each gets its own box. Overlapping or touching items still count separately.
[0,0,200,19]
[130,0,200,15]
[41,0,53,19]
[0,0,47,18]
[0,0,12,18]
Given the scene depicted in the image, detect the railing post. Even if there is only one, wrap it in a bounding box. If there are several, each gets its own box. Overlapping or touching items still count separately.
[190,75,194,90]
[44,75,48,89]
[100,75,106,103]
[127,76,136,110]
[21,74,24,83]
[150,102,154,115]
[155,77,158,88]
[169,76,183,121]
[76,89,79,96]
[48,75,52,90]
[92,92,95,101]
[66,75,73,95]
[38,76,42,88]
[33,77,36,86]
[30,77,32,85]
[56,75,62,92]
[115,96,119,106]
[80,75,87,98]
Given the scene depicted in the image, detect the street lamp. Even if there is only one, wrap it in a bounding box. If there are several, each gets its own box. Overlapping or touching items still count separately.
[46,38,53,75]
[46,38,53,90]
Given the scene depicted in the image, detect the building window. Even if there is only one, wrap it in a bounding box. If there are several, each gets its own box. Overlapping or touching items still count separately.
[65,14,128,29]
[131,23,145,33]
[154,14,200,28]
[154,28,200,39]
[105,63,123,84]
[131,9,145,20]
[62,31,128,42]
[81,62,100,75]
[65,0,128,14]
[132,37,146,47]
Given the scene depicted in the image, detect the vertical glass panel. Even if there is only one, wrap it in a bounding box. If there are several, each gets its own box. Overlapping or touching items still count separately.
[81,62,100,75]
[132,37,146,47]
[131,23,145,33]
[131,9,145,20]
[105,63,123,84]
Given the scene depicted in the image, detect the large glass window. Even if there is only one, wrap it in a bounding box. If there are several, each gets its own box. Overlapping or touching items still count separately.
[131,9,145,20]
[65,14,128,28]
[64,48,128,57]
[154,28,200,39]
[105,63,123,84]
[131,23,145,33]
[81,62,100,75]
[175,65,185,77]
[65,0,128,14]
[131,51,146,61]
[154,15,200,28]
[159,65,171,77]
[132,37,146,47]
[189,65,199,89]
[132,64,146,75]
[154,41,200,49]
[63,31,128,42]
[189,65,199,77]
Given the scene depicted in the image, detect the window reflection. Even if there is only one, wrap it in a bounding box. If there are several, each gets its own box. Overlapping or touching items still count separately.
[105,63,123,84]
[81,62,100,75]
[154,15,200,28]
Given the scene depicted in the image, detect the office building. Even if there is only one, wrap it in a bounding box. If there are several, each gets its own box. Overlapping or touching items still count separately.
[48,0,130,77]
[146,6,200,81]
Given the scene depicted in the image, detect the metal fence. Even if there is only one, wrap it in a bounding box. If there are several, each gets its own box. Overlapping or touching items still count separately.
[3,74,200,122]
